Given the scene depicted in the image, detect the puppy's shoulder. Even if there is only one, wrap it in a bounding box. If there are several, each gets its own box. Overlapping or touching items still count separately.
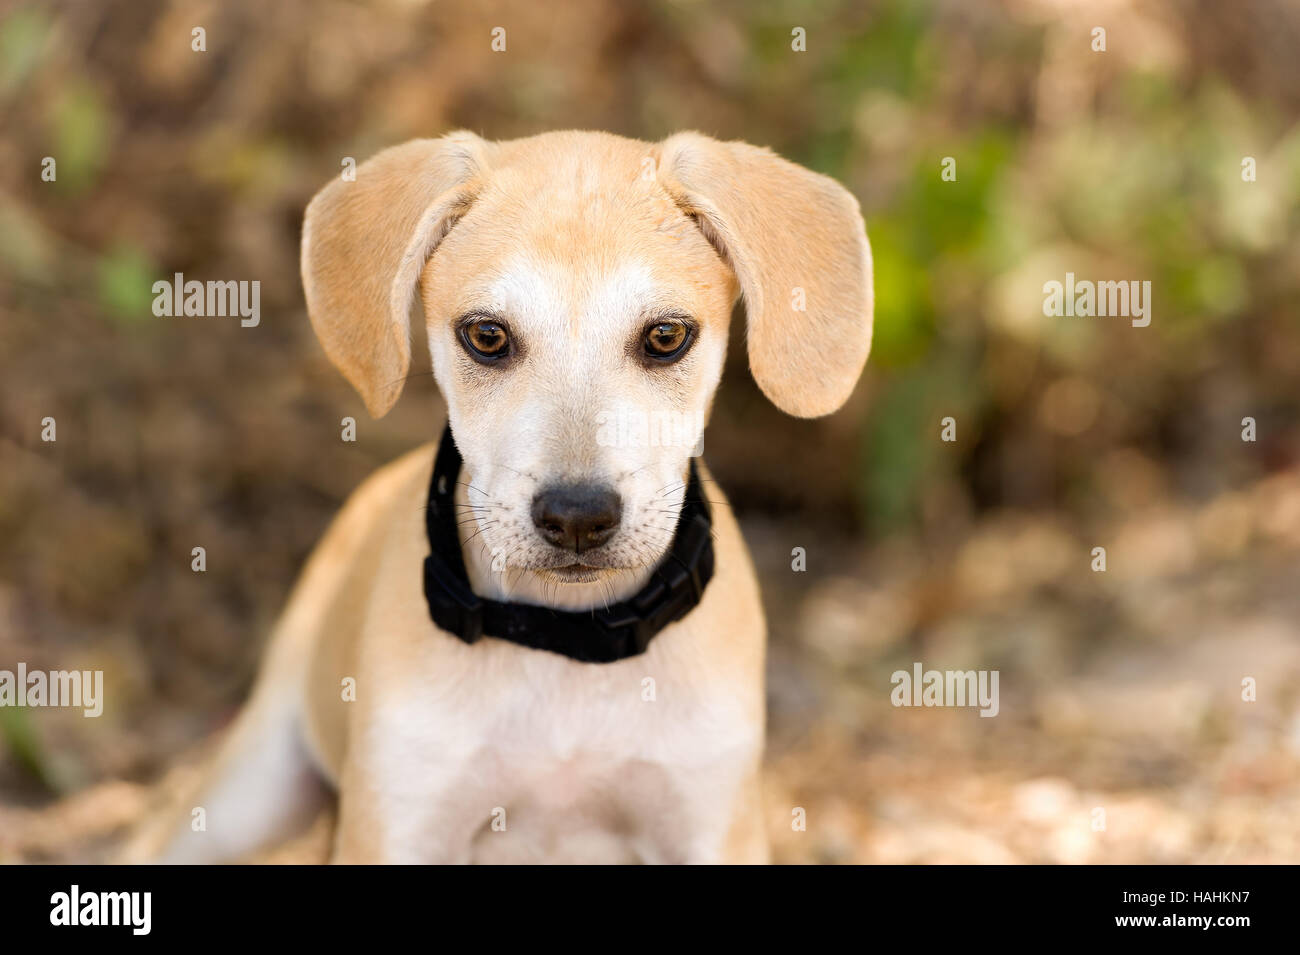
[334,441,436,533]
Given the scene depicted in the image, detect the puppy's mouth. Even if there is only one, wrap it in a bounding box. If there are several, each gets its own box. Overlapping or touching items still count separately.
[527,543,668,582]
[539,563,607,584]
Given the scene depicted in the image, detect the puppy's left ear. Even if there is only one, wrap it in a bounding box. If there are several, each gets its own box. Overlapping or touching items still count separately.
[657,132,872,418]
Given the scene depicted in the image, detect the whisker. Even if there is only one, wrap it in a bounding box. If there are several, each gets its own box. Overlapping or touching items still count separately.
[456,480,498,499]
[463,521,498,546]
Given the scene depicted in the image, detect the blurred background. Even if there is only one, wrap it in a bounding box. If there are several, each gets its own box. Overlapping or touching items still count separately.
[2,0,1299,863]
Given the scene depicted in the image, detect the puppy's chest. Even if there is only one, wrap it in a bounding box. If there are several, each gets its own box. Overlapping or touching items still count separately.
[393,652,755,863]
[462,742,674,864]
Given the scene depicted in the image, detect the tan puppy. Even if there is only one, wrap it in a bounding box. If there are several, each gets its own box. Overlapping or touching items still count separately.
[134,130,872,864]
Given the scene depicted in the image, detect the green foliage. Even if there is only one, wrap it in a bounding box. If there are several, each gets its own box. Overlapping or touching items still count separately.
[52,78,110,193]
[0,6,51,93]
[0,705,52,791]
[97,244,157,329]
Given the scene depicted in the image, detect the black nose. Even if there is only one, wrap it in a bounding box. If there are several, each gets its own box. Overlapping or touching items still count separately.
[531,484,622,553]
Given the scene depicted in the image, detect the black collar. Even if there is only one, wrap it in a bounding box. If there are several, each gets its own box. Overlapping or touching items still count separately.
[422,424,715,664]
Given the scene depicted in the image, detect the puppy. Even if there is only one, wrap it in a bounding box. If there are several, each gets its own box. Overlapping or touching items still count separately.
[134,130,872,864]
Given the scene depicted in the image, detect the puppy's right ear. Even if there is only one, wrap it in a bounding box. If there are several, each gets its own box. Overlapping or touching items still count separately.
[301,133,493,417]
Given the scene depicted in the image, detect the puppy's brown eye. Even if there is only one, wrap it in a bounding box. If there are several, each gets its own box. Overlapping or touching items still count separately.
[461,320,510,361]
[643,320,692,361]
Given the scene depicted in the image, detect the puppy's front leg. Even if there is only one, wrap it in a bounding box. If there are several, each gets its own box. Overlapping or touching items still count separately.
[331,774,465,864]
[666,764,769,865]
[717,772,770,864]
[329,730,477,864]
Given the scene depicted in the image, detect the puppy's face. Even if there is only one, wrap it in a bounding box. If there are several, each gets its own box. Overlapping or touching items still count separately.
[421,158,736,582]
[302,130,873,597]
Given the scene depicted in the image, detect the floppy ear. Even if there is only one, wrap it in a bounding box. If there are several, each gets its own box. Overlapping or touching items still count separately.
[656,132,872,418]
[301,133,493,417]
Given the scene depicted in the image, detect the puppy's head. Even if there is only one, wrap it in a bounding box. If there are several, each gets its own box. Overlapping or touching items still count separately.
[302,130,872,585]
